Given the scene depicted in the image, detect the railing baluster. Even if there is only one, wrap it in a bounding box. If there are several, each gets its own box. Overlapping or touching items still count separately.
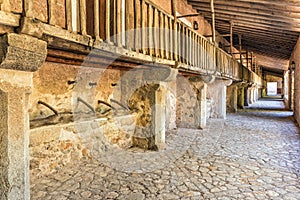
[80,0,87,35]
[169,18,174,60]
[154,8,159,57]
[105,0,111,42]
[141,0,146,54]
[94,0,100,41]
[160,12,165,59]
[165,15,169,60]
[178,23,181,62]
[125,0,134,50]
[116,0,122,46]
[134,0,140,52]
[148,4,154,56]
[66,0,72,31]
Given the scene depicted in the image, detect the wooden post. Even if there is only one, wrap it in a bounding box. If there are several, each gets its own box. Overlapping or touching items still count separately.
[230,21,233,55]
[246,49,249,69]
[66,0,72,31]
[148,4,153,56]
[105,0,111,42]
[210,0,216,44]
[94,0,100,40]
[251,52,254,71]
[171,0,178,61]
[134,0,141,52]
[117,0,122,46]
[238,34,242,64]
[80,0,87,35]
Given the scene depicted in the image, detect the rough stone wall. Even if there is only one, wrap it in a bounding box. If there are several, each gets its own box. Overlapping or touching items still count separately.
[30,114,136,177]
[176,76,203,128]
[226,84,237,113]
[207,81,224,118]
[0,0,22,13]
[165,81,177,130]
[29,62,121,121]
[128,84,158,149]
[290,37,300,125]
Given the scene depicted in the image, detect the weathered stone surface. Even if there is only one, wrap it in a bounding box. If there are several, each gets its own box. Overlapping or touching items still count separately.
[32,0,48,22]
[30,99,300,200]
[0,81,31,200]
[0,33,47,72]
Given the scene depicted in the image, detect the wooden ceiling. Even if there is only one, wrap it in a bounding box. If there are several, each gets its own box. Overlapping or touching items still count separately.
[187,0,300,71]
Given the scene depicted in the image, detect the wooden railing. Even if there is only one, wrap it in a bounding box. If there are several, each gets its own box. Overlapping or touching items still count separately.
[24,0,260,81]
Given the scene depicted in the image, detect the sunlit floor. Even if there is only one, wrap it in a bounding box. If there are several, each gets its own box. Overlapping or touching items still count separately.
[31,99,300,200]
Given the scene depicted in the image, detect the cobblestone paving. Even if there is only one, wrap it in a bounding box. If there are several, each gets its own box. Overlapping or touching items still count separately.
[31,99,300,199]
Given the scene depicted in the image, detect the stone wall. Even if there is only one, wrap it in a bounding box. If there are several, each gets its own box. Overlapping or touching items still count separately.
[176,76,205,128]
[30,114,136,177]
[290,37,300,125]
[29,62,122,121]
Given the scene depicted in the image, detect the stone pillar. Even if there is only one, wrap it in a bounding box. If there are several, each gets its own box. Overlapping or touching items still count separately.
[187,75,211,129]
[249,86,254,104]
[244,86,250,106]
[237,82,245,109]
[0,33,47,200]
[198,83,207,129]
[153,84,166,148]
[289,70,295,110]
[207,78,232,119]
[130,67,178,150]
[226,83,238,113]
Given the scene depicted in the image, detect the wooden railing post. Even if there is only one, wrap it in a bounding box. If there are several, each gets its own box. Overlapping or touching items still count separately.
[105,0,111,42]
[94,0,100,41]
[66,0,73,31]
[80,0,87,35]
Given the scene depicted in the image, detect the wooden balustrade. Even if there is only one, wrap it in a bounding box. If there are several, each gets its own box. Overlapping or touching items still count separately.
[42,0,252,80]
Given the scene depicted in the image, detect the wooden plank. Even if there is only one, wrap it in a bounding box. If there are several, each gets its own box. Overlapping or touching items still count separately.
[117,0,122,46]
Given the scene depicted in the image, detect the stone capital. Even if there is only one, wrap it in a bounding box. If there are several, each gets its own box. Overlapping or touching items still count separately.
[0,33,47,72]
[143,67,178,82]
[189,74,215,84]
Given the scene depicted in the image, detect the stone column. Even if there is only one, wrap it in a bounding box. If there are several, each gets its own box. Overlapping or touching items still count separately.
[153,84,166,148]
[0,33,47,200]
[198,83,207,129]
[207,78,232,119]
[244,85,250,106]
[237,82,245,109]
[226,83,238,113]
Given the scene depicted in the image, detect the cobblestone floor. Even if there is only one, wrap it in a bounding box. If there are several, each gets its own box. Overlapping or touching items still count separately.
[31,99,300,199]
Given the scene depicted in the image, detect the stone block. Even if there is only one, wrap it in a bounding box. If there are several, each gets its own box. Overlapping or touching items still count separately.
[33,0,48,22]
[0,33,47,72]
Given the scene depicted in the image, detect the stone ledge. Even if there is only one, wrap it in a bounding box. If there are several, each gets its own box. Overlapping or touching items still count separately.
[0,33,47,72]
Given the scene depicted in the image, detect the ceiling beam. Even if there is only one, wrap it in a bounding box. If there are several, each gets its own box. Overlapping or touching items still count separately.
[206,13,300,30]
[191,3,300,19]
[215,24,299,39]
[188,0,300,14]
[188,0,300,7]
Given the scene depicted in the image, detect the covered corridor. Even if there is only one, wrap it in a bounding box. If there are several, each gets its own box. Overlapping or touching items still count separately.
[0,0,300,199]
[30,99,300,199]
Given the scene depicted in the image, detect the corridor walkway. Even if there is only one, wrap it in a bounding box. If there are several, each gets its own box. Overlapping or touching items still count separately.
[31,99,300,200]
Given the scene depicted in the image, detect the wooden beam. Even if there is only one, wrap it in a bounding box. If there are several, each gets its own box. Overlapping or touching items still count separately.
[191,2,300,19]
[206,17,300,32]
[194,6,300,27]
[210,0,216,43]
